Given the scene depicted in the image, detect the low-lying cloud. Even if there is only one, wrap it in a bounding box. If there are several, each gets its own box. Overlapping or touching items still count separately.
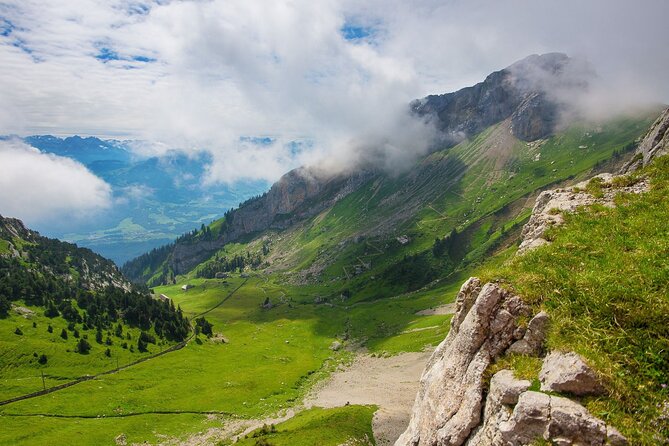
[0,139,112,224]
[1,0,668,185]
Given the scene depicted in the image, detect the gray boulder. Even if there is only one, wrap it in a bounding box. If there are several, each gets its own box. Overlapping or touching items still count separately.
[539,351,605,396]
[466,370,530,445]
[499,391,621,446]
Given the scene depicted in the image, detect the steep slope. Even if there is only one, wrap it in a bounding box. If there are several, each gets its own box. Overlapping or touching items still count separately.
[412,52,593,142]
[0,214,188,337]
[125,110,656,293]
[398,110,669,445]
[123,54,656,287]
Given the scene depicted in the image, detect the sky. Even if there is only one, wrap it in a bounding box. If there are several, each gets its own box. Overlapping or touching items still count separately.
[1,0,669,223]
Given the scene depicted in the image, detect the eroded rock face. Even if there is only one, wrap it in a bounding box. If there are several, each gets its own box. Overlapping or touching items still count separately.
[518,174,648,254]
[539,351,605,396]
[466,370,530,445]
[413,53,592,143]
[498,391,626,446]
[396,278,530,446]
[622,107,669,173]
[397,277,628,446]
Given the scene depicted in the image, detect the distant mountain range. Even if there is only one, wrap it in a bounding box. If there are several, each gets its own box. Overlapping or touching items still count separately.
[9,135,269,264]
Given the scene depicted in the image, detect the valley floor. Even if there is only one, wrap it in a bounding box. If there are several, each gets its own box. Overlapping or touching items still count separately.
[305,350,432,446]
[167,349,433,446]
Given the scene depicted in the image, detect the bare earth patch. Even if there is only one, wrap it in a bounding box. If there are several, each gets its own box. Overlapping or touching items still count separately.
[304,350,433,446]
[160,351,432,445]
[415,302,456,316]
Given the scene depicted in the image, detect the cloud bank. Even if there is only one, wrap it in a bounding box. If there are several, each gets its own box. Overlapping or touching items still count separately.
[0,139,112,224]
[1,0,668,185]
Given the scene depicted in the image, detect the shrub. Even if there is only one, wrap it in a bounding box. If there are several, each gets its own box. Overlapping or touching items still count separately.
[75,338,91,354]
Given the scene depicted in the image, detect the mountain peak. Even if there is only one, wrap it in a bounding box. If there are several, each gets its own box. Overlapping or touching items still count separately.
[414,53,593,143]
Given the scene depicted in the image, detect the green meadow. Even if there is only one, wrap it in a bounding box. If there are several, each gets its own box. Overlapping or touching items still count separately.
[0,271,460,445]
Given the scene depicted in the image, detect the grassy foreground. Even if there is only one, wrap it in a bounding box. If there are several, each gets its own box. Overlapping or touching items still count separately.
[483,156,669,444]
[232,405,377,446]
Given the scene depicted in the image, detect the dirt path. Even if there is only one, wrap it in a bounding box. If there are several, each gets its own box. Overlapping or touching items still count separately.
[415,302,456,316]
[167,350,432,446]
[304,350,433,446]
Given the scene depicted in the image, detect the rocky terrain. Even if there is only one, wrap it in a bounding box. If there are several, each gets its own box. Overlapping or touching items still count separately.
[412,53,592,143]
[396,278,627,446]
[519,106,669,254]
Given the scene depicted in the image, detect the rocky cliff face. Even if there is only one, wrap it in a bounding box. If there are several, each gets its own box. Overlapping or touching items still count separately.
[622,107,669,172]
[396,277,628,446]
[168,167,373,274]
[412,53,593,143]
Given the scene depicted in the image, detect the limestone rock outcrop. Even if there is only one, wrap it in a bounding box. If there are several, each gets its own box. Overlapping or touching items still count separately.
[499,391,622,446]
[622,107,669,173]
[396,278,530,445]
[396,277,627,446]
[518,108,669,255]
[507,311,549,356]
[539,351,605,396]
[517,173,648,254]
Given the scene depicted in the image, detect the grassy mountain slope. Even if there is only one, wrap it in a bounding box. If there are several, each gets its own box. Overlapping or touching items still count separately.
[0,215,189,402]
[484,155,669,444]
[132,112,654,298]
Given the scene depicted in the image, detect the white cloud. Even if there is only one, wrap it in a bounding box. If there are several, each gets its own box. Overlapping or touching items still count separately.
[1,0,668,183]
[0,139,112,223]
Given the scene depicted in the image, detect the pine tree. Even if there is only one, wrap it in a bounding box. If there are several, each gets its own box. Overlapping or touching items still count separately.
[75,338,91,354]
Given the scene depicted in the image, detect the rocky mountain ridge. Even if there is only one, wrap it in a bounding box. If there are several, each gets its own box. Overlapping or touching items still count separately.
[168,167,374,275]
[412,53,592,143]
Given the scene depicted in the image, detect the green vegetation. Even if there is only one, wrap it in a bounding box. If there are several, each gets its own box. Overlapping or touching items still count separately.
[482,156,669,443]
[233,405,376,446]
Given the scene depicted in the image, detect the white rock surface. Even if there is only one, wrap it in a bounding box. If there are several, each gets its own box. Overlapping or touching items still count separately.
[539,351,605,396]
[507,310,549,355]
[396,278,529,446]
[518,174,648,255]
